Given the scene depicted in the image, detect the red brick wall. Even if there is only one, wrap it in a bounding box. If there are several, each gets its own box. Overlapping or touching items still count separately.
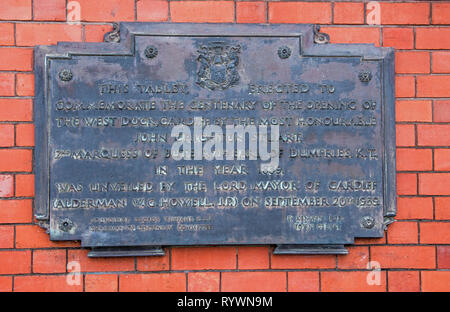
[0,0,449,292]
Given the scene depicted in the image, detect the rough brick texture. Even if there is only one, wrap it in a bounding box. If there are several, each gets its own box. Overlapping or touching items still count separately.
[0,0,448,292]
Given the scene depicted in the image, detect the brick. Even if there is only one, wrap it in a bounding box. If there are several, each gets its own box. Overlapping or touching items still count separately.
[0,73,15,96]
[432,3,450,24]
[271,253,335,269]
[396,52,430,74]
[422,271,450,292]
[14,275,83,292]
[84,25,113,43]
[0,0,32,20]
[387,221,418,244]
[188,272,220,292]
[396,197,433,220]
[379,2,429,25]
[371,246,435,269]
[437,246,450,269]
[0,199,32,223]
[287,272,319,292]
[434,100,450,122]
[0,124,15,147]
[396,148,432,171]
[354,235,386,245]
[15,174,34,197]
[395,76,415,98]
[396,125,415,147]
[0,149,32,172]
[320,27,380,46]
[85,274,118,292]
[172,247,236,270]
[137,252,169,271]
[0,225,14,248]
[395,100,433,122]
[322,271,386,292]
[0,175,13,197]
[0,48,33,71]
[0,23,15,45]
[16,123,34,146]
[436,197,450,220]
[397,173,417,195]
[222,272,286,292]
[432,52,450,73]
[0,250,31,274]
[15,224,80,248]
[33,249,67,273]
[136,0,168,22]
[171,1,234,23]
[419,173,450,195]
[0,99,32,121]
[68,249,134,272]
[420,222,450,244]
[383,28,414,49]
[76,0,135,22]
[236,1,266,24]
[16,23,82,46]
[238,246,269,270]
[333,2,364,24]
[388,271,420,292]
[418,125,450,147]
[119,273,186,292]
[16,73,34,96]
[417,75,450,98]
[435,149,450,171]
[0,276,12,292]
[337,246,369,269]
[416,28,450,49]
[269,2,331,24]
[33,0,66,21]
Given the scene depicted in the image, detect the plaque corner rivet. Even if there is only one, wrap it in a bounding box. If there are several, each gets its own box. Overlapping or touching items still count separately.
[278,46,291,59]
[361,216,375,229]
[59,218,74,232]
[145,45,158,59]
[359,70,372,83]
[58,69,73,82]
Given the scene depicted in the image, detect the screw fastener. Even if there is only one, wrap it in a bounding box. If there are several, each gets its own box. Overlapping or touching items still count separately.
[359,71,372,82]
[361,216,375,229]
[278,46,291,59]
[59,219,74,232]
[145,46,158,59]
[58,69,73,82]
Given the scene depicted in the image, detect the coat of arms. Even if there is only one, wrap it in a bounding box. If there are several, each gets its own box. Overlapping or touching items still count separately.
[196,42,241,91]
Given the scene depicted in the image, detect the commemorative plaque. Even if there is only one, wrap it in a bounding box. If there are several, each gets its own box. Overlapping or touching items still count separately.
[34,23,396,256]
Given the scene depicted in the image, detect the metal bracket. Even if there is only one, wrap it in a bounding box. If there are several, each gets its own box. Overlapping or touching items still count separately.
[36,220,50,233]
[104,23,120,43]
[313,25,330,44]
[383,216,395,231]
[88,246,165,257]
[274,244,348,255]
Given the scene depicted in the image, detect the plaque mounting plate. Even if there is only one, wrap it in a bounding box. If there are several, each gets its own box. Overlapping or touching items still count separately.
[34,23,396,256]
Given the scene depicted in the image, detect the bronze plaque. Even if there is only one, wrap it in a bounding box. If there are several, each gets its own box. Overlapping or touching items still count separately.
[34,23,396,256]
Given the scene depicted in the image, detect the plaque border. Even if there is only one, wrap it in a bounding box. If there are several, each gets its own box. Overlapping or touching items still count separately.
[34,23,396,252]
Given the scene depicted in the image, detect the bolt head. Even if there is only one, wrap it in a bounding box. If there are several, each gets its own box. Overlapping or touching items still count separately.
[145,46,158,59]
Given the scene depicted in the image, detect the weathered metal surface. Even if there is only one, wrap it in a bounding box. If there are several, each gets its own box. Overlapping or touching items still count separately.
[34,23,396,256]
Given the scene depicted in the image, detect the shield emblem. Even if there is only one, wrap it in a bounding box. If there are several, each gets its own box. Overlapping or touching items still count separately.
[196,42,241,91]
[210,63,226,84]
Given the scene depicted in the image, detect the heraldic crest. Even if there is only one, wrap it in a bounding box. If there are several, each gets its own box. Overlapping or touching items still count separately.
[196,42,241,91]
